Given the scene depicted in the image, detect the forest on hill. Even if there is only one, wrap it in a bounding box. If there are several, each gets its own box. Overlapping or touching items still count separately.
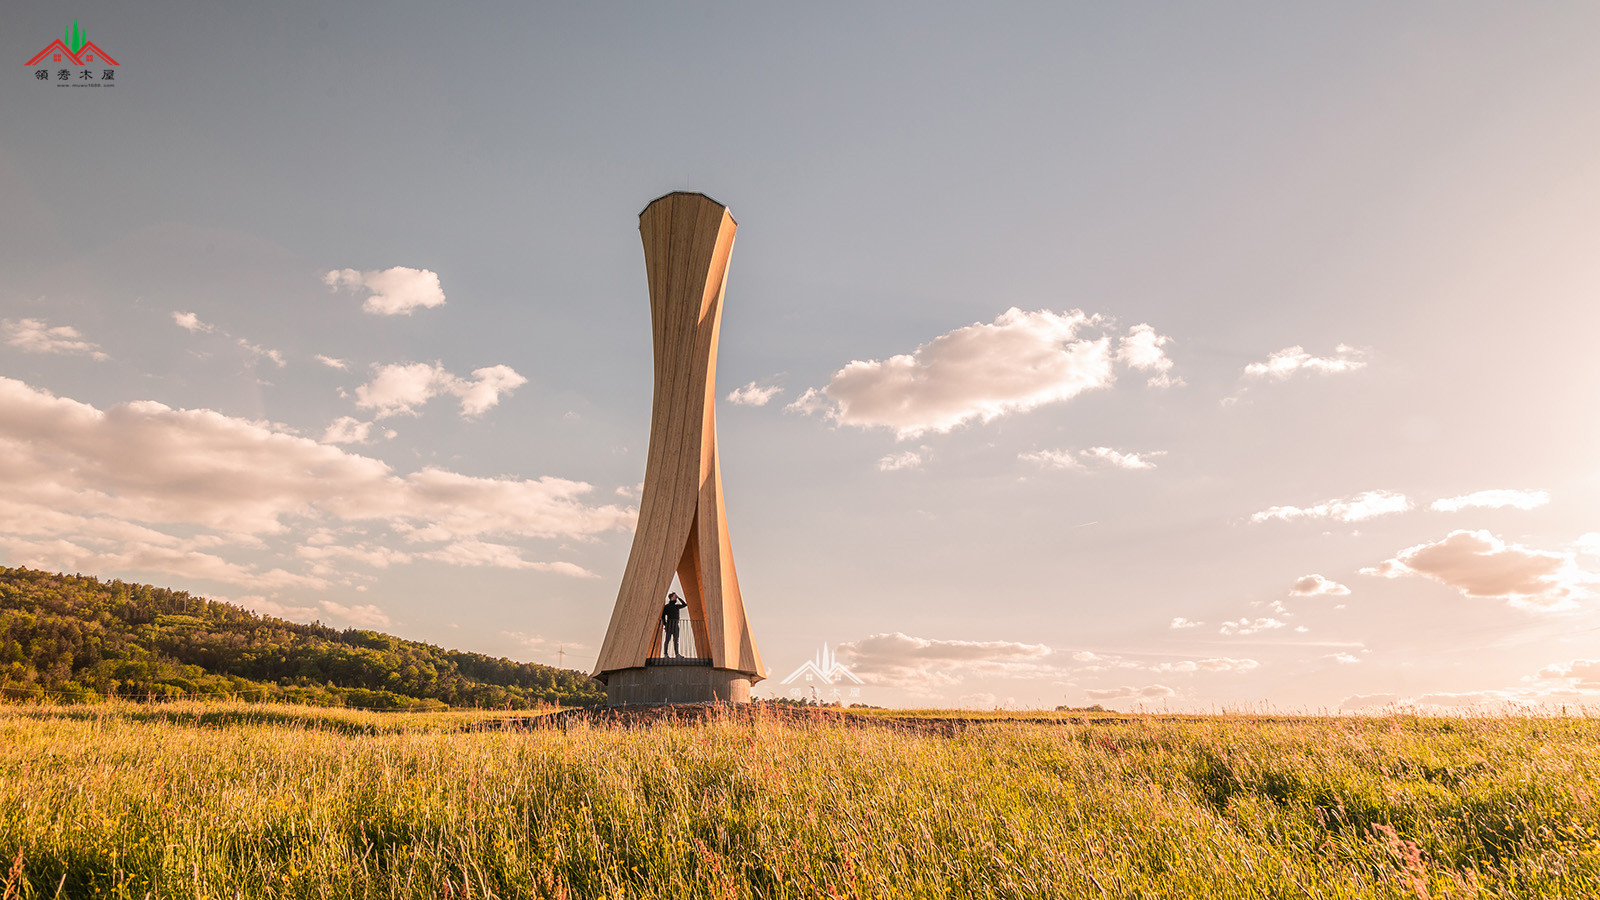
[0,566,604,708]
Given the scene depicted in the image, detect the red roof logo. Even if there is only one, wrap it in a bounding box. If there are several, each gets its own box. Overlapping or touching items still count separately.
[26,19,118,67]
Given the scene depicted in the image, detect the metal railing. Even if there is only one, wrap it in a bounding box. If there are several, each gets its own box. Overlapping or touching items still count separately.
[648,617,710,665]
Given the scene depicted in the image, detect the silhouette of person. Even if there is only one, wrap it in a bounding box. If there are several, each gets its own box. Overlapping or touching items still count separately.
[662,591,688,657]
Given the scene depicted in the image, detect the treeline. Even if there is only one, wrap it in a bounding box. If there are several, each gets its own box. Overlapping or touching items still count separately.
[0,567,604,709]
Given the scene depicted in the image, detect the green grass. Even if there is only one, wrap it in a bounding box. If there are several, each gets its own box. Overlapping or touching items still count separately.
[2,702,1599,898]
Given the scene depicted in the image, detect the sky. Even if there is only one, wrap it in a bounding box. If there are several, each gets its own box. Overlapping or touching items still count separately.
[4,2,1600,711]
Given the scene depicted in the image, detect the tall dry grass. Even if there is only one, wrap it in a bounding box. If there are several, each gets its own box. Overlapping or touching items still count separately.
[1,701,1597,898]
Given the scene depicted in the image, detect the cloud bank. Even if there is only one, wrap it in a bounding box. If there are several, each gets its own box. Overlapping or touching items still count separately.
[0,377,631,588]
[789,310,1176,438]
[836,632,1055,688]
[1083,684,1175,702]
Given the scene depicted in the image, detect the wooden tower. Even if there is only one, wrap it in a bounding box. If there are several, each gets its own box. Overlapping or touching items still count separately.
[593,192,765,704]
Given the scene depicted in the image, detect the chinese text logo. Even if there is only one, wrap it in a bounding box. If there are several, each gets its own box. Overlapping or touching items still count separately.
[27,18,119,85]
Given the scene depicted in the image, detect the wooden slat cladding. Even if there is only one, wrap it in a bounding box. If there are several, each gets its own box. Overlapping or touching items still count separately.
[593,193,765,682]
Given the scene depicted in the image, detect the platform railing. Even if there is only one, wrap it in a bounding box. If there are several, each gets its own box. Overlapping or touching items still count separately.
[648,617,710,665]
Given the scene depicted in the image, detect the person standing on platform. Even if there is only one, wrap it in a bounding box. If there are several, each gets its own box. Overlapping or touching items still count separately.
[662,592,688,657]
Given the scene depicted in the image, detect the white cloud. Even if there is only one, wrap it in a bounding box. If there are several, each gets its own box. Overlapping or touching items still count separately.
[1219,617,1287,636]
[726,381,783,406]
[835,632,1056,688]
[454,365,527,417]
[321,416,373,445]
[1169,617,1203,629]
[3,318,108,361]
[1328,653,1361,664]
[169,313,283,368]
[877,450,924,472]
[1151,657,1259,674]
[234,338,285,368]
[324,266,446,316]
[1116,324,1183,388]
[1081,446,1164,470]
[1430,489,1550,512]
[1343,689,1542,713]
[354,362,526,419]
[172,312,214,334]
[0,499,239,554]
[785,388,830,417]
[1021,446,1164,471]
[314,354,348,370]
[1361,529,1593,610]
[1251,490,1411,524]
[418,540,596,577]
[355,363,443,417]
[790,308,1129,438]
[1578,534,1600,557]
[292,538,592,578]
[1018,449,1082,470]
[1064,650,1143,673]
[1083,684,1175,702]
[1242,344,1367,380]
[1533,659,1600,690]
[1199,657,1259,672]
[1289,574,1351,597]
[295,543,411,570]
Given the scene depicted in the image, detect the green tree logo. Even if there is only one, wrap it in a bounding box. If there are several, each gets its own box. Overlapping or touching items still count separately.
[26,16,120,70]
[65,18,86,54]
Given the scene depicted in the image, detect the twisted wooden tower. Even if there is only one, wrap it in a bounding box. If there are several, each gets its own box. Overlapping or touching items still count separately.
[593,192,765,704]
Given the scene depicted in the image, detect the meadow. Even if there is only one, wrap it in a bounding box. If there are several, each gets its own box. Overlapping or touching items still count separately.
[1,702,1598,899]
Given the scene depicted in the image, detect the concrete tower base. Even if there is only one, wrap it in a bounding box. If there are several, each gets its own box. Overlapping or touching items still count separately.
[604,664,752,706]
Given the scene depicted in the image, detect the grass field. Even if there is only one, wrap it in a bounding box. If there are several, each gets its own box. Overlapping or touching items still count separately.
[2,702,1598,898]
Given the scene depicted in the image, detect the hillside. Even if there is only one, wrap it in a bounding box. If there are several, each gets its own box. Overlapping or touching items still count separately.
[0,566,604,708]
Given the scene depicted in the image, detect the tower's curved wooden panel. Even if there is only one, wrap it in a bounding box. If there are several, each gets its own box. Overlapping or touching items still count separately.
[594,192,765,682]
